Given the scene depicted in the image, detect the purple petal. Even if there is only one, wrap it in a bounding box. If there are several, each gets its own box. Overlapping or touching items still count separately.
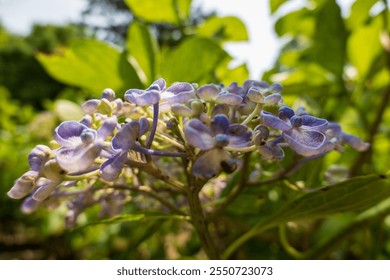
[28,145,52,172]
[269,83,283,94]
[227,124,252,148]
[101,88,116,101]
[247,87,265,103]
[112,121,139,150]
[81,99,100,114]
[32,179,58,201]
[54,121,92,147]
[192,149,229,179]
[138,118,150,136]
[21,196,40,214]
[55,141,104,172]
[261,111,292,131]
[148,78,166,91]
[197,84,219,101]
[301,115,328,131]
[80,115,93,127]
[100,151,127,181]
[184,119,214,150]
[215,92,243,105]
[124,89,160,106]
[161,82,195,104]
[226,82,244,96]
[7,171,39,199]
[243,80,269,93]
[342,133,370,151]
[97,116,117,139]
[211,114,230,135]
[264,93,283,105]
[326,122,343,137]
[278,106,295,120]
[283,129,326,156]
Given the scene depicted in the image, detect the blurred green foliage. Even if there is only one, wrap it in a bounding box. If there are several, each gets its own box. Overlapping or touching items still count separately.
[1,0,390,260]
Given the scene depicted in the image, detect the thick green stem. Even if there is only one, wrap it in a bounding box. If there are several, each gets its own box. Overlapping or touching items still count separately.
[187,186,220,259]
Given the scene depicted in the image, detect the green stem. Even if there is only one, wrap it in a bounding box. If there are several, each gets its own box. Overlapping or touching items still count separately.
[279,225,305,259]
[241,103,262,126]
[187,185,220,259]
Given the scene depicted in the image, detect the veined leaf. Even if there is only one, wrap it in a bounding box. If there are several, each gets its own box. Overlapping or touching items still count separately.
[37,39,142,94]
[261,174,390,228]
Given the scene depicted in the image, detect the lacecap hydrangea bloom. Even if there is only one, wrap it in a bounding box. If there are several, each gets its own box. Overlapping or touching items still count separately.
[8,78,369,225]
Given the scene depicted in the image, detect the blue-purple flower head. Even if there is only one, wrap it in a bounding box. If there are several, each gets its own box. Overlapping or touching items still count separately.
[54,116,117,173]
[261,106,328,157]
[184,114,251,178]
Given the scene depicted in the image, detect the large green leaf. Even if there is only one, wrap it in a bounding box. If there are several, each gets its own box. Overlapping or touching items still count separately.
[275,8,315,37]
[223,174,390,259]
[262,174,390,228]
[160,37,229,84]
[37,39,142,94]
[346,0,378,30]
[347,16,382,80]
[125,0,191,25]
[197,16,248,43]
[126,21,158,85]
[311,0,347,78]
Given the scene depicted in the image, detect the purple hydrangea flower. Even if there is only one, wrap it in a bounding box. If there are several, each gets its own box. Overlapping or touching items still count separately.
[184,114,251,178]
[324,122,370,152]
[261,106,328,157]
[246,82,283,105]
[197,84,243,106]
[100,119,148,181]
[54,116,117,173]
[125,78,166,106]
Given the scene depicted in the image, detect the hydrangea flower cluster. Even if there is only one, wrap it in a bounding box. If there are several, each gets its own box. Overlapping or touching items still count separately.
[7,78,369,227]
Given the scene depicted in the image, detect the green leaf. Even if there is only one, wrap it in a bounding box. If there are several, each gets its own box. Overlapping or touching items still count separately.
[310,0,347,78]
[160,37,229,84]
[346,0,378,30]
[125,0,191,25]
[126,21,158,85]
[37,39,142,94]
[262,174,390,228]
[275,8,314,37]
[197,16,248,43]
[269,0,289,14]
[347,16,382,80]
[216,63,249,85]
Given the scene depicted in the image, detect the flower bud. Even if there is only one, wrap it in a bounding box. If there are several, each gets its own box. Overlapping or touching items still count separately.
[7,171,39,199]
[101,88,116,101]
[28,145,52,172]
